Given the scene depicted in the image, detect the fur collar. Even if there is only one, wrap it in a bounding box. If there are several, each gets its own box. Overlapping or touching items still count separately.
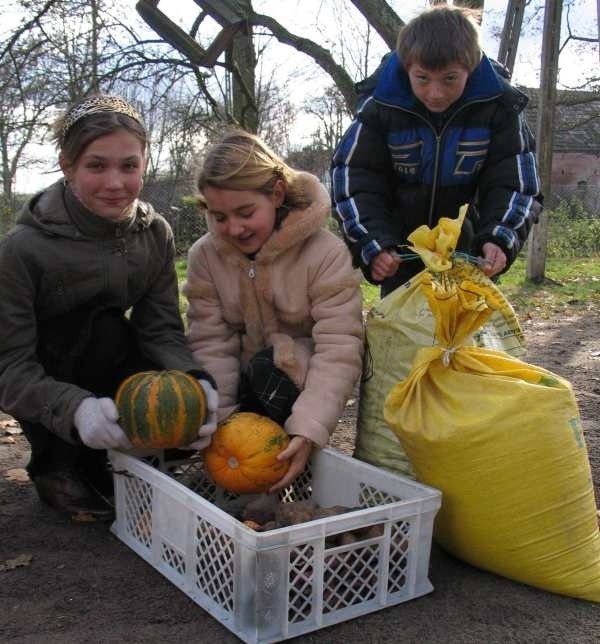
[207,172,331,267]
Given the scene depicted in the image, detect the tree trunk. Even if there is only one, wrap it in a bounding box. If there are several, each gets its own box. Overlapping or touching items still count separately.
[597,0,600,66]
[526,0,563,283]
[1,140,14,235]
[453,0,485,9]
[349,0,404,50]
[226,3,258,133]
[251,11,357,112]
[430,0,484,23]
[91,0,99,91]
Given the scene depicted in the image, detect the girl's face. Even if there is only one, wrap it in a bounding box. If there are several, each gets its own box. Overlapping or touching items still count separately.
[203,182,285,255]
[60,129,146,221]
[407,63,470,113]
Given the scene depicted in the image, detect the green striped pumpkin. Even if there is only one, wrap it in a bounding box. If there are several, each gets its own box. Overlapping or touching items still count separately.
[115,370,207,449]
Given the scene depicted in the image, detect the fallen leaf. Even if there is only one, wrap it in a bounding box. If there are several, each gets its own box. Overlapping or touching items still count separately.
[71,512,97,523]
[0,418,20,430]
[3,468,30,483]
[0,554,33,572]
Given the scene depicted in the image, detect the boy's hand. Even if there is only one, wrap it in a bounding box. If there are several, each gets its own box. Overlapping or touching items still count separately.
[479,242,507,277]
[268,435,313,493]
[371,249,401,282]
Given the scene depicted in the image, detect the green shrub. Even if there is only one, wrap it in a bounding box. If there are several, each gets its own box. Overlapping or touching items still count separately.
[547,196,600,257]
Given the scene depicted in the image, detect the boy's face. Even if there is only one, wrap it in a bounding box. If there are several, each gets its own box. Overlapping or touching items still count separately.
[407,63,470,113]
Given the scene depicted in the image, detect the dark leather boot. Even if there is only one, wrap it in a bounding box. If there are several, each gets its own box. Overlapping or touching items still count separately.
[32,469,115,521]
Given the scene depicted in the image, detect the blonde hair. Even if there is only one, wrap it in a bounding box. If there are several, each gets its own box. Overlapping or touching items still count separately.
[196,130,310,211]
[396,5,481,72]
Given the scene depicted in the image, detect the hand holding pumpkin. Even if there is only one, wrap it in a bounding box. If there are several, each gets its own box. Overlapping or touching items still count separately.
[184,378,219,450]
[75,397,132,450]
[268,435,313,493]
[203,413,291,494]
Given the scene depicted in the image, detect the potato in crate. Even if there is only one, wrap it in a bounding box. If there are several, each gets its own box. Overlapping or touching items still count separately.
[109,447,441,643]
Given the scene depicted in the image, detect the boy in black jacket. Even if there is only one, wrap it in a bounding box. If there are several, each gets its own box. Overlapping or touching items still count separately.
[331,5,542,295]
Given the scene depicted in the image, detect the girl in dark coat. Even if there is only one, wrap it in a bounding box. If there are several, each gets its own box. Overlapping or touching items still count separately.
[0,95,217,519]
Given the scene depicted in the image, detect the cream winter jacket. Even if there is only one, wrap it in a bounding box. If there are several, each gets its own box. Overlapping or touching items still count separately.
[184,172,364,447]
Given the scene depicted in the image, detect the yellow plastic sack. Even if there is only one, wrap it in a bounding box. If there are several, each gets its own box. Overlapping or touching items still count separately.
[383,218,600,602]
[355,214,526,478]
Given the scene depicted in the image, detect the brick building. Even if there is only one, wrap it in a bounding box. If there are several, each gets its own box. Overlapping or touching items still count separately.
[524,88,600,214]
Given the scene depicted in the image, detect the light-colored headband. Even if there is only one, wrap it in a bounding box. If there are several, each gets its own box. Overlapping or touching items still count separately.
[61,95,144,142]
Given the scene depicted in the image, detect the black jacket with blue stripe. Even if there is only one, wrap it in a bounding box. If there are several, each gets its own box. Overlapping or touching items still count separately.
[331,52,542,287]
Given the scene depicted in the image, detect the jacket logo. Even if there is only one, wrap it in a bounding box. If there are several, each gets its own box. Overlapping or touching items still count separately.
[454,139,489,175]
[389,141,423,176]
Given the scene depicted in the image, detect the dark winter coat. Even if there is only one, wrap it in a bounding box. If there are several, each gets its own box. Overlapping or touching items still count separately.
[331,52,543,287]
[0,181,203,442]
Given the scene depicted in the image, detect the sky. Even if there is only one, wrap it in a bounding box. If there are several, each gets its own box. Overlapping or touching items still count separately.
[8,0,600,192]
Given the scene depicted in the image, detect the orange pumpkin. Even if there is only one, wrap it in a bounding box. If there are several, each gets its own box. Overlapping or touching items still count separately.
[203,412,290,494]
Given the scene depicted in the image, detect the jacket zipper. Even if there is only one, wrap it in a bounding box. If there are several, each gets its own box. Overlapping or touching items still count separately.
[376,95,501,226]
[247,260,266,341]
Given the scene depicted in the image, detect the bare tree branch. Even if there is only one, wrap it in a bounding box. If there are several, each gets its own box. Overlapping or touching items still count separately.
[348,0,404,50]
[0,0,61,63]
[250,11,357,111]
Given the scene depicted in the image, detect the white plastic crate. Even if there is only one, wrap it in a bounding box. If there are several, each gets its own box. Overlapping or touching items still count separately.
[109,447,441,643]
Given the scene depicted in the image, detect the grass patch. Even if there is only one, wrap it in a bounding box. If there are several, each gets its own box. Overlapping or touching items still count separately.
[176,259,187,282]
[360,256,600,319]
[361,281,380,310]
[495,256,600,318]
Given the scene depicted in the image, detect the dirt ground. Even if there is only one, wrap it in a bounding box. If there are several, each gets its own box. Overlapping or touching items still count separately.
[1,310,599,644]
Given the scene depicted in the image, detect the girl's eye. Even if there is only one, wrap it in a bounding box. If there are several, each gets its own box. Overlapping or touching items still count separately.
[240,210,254,219]
[213,215,226,223]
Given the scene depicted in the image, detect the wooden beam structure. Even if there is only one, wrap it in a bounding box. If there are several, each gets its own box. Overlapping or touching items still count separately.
[135,0,244,68]
[497,0,526,75]
[526,0,563,282]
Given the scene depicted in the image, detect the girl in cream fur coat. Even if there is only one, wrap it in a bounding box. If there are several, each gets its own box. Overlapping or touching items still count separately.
[185,130,364,491]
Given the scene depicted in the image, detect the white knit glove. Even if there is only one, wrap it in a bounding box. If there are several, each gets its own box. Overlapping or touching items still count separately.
[183,379,219,451]
[74,397,132,450]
